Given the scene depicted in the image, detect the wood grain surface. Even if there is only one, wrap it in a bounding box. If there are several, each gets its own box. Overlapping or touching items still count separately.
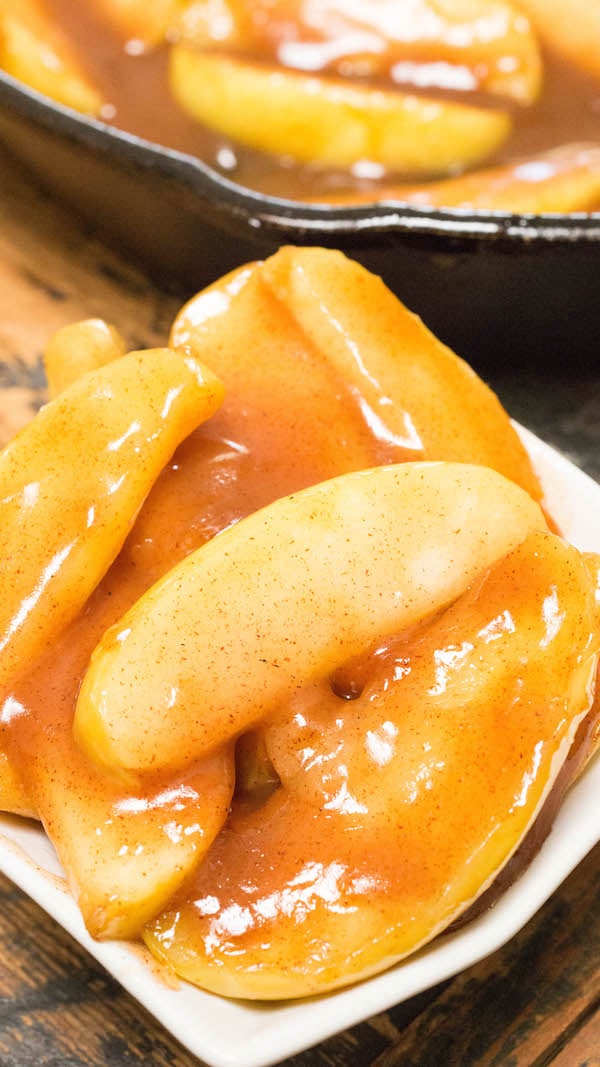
[0,148,598,1067]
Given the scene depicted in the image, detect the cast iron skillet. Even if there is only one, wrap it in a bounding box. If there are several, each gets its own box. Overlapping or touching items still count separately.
[0,68,598,373]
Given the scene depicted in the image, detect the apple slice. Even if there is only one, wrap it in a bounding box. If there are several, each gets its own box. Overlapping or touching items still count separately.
[44,319,126,399]
[171,247,544,508]
[73,462,545,777]
[320,143,600,213]
[177,0,542,105]
[261,246,543,504]
[144,530,600,998]
[170,48,511,174]
[4,585,235,936]
[0,0,102,113]
[29,716,235,938]
[0,347,223,698]
[0,318,128,819]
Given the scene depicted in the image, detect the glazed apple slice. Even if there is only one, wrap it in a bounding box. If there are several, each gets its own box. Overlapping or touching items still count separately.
[261,246,543,500]
[44,319,126,399]
[0,318,130,819]
[171,246,543,508]
[73,462,545,777]
[177,0,542,105]
[319,143,600,213]
[4,564,236,935]
[0,347,223,699]
[144,531,600,998]
[170,48,511,173]
[0,0,102,113]
[23,668,235,938]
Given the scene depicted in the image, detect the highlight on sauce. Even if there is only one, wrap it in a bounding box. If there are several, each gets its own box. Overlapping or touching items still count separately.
[0,246,599,998]
[1,1,599,212]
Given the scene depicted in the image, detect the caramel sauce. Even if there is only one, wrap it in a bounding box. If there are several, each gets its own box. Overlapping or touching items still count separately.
[448,695,600,930]
[40,0,600,201]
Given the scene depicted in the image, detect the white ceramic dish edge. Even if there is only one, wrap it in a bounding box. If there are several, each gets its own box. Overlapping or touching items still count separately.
[1,426,599,1067]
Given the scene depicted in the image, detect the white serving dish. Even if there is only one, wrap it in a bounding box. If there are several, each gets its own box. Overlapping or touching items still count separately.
[1,426,599,1067]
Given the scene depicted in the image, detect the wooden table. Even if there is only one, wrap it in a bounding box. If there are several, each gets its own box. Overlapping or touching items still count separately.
[0,152,598,1067]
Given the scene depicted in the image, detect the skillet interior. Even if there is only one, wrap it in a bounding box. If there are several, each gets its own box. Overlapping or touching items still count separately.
[0,69,598,372]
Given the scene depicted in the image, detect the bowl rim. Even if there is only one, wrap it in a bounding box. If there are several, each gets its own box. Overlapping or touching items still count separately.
[2,67,600,246]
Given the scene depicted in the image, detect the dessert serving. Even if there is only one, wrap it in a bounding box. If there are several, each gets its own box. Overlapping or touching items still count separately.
[0,247,598,1002]
[1,1,599,212]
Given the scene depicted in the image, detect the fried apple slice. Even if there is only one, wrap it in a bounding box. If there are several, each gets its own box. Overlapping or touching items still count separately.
[44,318,126,399]
[177,0,542,105]
[171,247,543,508]
[170,48,511,174]
[0,0,102,113]
[4,579,235,934]
[26,694,235,937]
[0,318,128,819]
[318,143,600,213]
[0,348,223,698]
[260,246,543,502]
[144,530,599,998]
[517,0,600,79]
[73,462,545,776]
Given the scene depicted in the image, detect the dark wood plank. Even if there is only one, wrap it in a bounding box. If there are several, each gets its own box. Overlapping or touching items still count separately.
[0,147,179,448]
[549,1010,600,1067]
[0,871,203,1066]
[370,844,600,1067]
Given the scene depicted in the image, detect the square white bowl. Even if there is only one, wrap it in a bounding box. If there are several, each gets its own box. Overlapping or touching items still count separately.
[1,426,599,1067]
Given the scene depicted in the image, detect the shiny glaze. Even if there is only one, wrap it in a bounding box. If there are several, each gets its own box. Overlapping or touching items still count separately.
[169,247,543,506]
[0,247,597,994]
